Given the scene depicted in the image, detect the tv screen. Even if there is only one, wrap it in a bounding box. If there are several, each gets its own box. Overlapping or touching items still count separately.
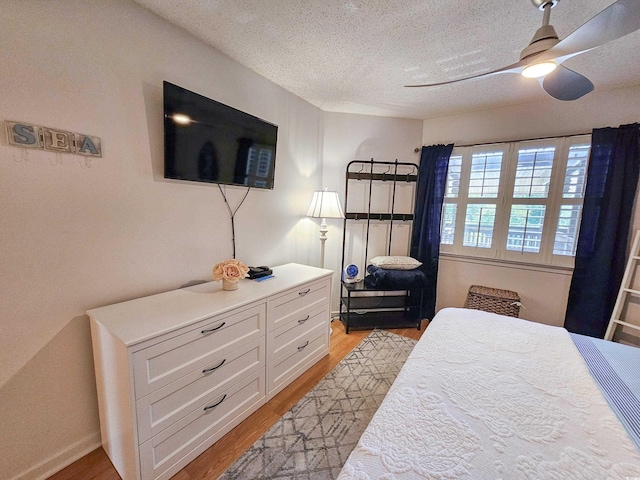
[163,81,277,189]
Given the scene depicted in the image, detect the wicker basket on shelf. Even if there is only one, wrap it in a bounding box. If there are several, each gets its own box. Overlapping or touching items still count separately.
[464,285,521,318]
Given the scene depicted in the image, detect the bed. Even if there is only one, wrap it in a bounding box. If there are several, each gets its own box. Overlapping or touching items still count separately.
[338,307,640,479]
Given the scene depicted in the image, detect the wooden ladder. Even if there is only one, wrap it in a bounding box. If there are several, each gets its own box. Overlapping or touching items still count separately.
[605,230,640,340]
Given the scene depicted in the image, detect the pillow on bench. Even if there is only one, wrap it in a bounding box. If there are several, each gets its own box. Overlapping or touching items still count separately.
[369,255,422,270]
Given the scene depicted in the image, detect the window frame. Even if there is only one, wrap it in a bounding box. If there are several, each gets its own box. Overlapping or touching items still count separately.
[440,134,591,268]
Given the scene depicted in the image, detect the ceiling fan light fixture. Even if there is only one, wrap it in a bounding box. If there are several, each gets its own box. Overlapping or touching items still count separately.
[522,61,557,78]
[530,0,559,11]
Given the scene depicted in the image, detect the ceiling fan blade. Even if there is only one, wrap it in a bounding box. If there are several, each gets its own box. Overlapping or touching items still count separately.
[538,0,640,64]
[405,59,527,88]
[541,65,594,101]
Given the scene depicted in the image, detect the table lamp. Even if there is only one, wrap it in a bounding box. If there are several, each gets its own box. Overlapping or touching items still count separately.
[307,188,344,268]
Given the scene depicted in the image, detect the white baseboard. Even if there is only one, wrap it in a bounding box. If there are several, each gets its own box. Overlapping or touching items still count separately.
[11,431,101,480]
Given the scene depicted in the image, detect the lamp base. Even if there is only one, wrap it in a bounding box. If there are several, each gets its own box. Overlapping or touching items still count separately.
[319,219,328,269]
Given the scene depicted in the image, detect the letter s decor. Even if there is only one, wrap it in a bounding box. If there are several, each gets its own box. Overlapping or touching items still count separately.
[4,120,102,157]
[6,121,42,148]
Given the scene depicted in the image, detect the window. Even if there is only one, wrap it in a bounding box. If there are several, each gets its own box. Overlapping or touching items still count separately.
[440,135,590,267]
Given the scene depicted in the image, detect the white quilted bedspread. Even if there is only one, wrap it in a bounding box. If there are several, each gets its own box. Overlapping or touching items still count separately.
[338,308,640,480]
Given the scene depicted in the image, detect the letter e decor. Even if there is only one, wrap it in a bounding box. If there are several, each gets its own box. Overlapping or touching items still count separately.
[5,120,102,157]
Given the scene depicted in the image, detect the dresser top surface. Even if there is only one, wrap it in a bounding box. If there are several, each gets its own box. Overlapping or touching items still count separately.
[88,263,332,347]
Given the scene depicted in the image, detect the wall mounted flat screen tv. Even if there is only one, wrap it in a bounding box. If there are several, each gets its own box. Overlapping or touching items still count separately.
[163,81,277,189]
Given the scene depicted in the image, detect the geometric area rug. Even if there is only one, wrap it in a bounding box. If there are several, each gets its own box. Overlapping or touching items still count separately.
[219,330,418,479]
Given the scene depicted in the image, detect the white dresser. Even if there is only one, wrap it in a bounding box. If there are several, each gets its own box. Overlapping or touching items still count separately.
[88,263,332,480]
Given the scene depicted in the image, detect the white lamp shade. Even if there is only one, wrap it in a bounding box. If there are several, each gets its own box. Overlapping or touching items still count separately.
[307,190,344,219]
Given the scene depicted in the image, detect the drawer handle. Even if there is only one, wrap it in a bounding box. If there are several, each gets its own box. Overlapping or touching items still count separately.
[203,394,227,412]
[202,359,226,374]
[297,340,310,351]
[297,315,310,324]
[298,288,311,296]
[201,322,225,334]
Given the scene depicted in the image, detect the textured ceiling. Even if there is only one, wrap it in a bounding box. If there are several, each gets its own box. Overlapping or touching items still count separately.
[134,0,640,119]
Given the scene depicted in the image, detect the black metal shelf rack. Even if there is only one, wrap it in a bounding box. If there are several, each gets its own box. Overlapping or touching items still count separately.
[339,159,423,333]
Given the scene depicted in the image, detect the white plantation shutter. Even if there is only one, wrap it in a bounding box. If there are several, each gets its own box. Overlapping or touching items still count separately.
[440,135,591,267]
[442,145,508,259]
[441,155,462,246]
[506,204,546,254]
[468,151,502,198]
[552,142,590,261]
[463,204,497,249]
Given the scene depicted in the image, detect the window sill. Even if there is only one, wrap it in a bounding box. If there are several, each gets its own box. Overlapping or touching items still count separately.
[439,252,574,275]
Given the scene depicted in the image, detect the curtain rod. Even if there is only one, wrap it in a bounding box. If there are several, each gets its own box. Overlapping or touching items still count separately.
[414,131,591,152]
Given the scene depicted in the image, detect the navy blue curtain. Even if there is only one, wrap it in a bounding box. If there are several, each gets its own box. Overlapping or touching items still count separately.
[564,123,640,338]
[410,144,454,320]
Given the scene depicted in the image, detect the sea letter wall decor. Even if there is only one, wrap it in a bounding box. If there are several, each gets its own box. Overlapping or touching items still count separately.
[5,121,102,157]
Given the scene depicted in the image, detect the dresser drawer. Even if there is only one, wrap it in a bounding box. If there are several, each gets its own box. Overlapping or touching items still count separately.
[271,304,328,357]
[267,278,329,332]
[132,303,265,399]
[135,337,264,443]
[268,322,328,397]
[139,369,265,480]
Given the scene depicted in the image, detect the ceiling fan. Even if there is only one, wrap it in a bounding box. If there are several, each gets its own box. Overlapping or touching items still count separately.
[406,0,640,101]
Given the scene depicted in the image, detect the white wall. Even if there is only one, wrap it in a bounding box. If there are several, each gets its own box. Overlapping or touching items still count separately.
[0,1,323,478]
[321,112,424,311]
[423,84,640,326]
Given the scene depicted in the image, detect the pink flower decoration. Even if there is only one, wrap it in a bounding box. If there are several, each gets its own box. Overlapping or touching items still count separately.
[213,259,249,283]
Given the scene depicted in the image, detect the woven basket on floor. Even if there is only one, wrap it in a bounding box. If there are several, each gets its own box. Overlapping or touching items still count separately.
[464,285,521,318]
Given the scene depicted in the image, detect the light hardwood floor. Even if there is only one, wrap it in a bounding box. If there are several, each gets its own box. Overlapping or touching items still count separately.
[49,319,429,480]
